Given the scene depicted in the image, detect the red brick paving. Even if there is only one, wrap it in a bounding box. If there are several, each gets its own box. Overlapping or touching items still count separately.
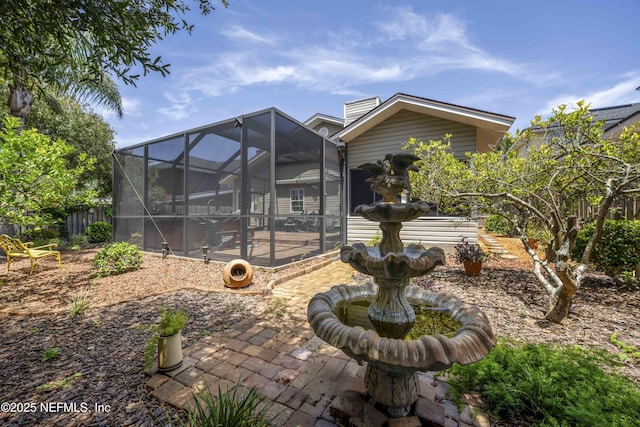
[147,260,485,426]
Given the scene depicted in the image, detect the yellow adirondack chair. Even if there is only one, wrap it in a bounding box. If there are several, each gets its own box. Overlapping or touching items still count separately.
[0,234,63,275]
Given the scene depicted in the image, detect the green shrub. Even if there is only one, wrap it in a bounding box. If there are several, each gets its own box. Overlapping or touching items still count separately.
[483,215,514,236]
[71,234,89,249]
[444,340,640,426]
[28,227,60,241]
[41,347,61,362]
[572,220,640,283]
[67,288,92,317]
[85,221,112,243]
[92,242,142,277]
[178,380,277,427]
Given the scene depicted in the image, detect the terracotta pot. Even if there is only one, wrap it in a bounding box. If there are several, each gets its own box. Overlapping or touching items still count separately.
[528,238,539,250]
[463,261,483,276]
[157,331,183,371]
[223,259,254,288]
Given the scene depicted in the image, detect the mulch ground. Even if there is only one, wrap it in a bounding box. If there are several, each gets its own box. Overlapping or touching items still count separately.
[0,243,638,426]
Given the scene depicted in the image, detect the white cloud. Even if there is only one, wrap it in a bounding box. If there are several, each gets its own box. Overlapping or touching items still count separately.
[170,6,555,100]
[122,97,142,118]
[157,92,200,121]
[537,71,640,115]
[221,26,277,45]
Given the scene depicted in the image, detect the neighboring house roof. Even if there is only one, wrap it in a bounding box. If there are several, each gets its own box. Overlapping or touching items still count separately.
[335,93,516,143]
[591,102,640,129]
[304,113,343,129]
[511,101,640,153]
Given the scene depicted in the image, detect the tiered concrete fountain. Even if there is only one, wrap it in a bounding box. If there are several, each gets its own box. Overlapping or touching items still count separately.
[307,153,495,419]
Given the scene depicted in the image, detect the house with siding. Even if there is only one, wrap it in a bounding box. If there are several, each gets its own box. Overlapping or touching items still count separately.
[510,102,640,157]
[306,93,515,246]
[112,94,514,266]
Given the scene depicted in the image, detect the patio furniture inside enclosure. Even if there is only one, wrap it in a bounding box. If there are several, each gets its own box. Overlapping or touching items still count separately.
[112,108,343,267]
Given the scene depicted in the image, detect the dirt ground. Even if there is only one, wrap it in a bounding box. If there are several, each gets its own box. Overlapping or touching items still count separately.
[0,249,327,315]
[0,240,638,426]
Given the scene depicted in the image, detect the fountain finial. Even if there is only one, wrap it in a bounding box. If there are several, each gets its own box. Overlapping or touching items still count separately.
[357,152,419,202]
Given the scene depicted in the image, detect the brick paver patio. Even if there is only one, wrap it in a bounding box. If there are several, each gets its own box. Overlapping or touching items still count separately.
[147,260,489,426]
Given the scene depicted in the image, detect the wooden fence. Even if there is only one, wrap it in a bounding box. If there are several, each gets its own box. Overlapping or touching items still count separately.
[2,206,112,240]
[578,197,640,221]
[66,207,112,238]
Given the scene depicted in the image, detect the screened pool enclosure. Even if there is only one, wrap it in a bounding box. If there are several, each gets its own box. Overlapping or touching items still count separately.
[113,108,343,267]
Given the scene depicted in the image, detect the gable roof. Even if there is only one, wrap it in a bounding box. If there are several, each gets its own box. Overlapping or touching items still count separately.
[304,113,343,129]
[591,102,640,133]
[335,93,515,143]
[522,102,640,136]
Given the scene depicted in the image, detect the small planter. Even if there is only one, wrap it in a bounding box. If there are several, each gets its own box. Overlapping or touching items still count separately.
[463,261,483,276]
[223,259,254,288]
[144,307,188,372]
[528,238,539,250]
[157,331,184,371]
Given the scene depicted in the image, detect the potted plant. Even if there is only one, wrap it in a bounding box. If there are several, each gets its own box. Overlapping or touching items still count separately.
[144,307,188,372]
[452,237,490,276]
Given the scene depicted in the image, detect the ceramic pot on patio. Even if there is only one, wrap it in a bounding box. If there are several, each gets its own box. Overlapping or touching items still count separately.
[463,261,483,276]
[157,331,184,371]
[223,259,254,288]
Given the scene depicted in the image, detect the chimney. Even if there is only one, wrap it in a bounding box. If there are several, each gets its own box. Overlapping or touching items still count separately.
[344,96,381,127]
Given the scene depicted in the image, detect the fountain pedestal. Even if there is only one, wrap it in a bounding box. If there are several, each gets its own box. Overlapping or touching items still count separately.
[307,154,496,420]
[365,365,418,417]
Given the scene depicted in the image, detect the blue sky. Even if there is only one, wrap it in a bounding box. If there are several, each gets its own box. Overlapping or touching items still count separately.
[104,0,640,148]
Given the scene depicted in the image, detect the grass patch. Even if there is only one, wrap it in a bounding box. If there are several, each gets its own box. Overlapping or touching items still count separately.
[444,340,640,426]
[264,297,287,319]
[36,373,82,392]
[41,347,61,362]
[173,380,277,427]
[610,333,640,362]
[67,288,92,317]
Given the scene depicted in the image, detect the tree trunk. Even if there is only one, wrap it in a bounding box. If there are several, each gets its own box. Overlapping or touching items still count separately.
[7,84,33,119]
[544,256,581,323]
[544,282,577,323]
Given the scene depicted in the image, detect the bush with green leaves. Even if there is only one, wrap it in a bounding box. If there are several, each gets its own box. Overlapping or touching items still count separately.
[483,215,515,236]
[444,340,640,426]
[175,380,277,427]
[572,220,640,284]
[85,221,112,243]
[92,242,142,277]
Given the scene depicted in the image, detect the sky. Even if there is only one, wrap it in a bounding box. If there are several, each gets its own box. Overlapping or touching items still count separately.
[103,0,640,149]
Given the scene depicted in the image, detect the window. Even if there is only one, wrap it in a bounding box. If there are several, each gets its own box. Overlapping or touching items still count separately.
[290,188,304,212]
[349,169,381,213]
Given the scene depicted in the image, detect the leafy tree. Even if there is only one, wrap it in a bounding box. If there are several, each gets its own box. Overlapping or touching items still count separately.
[0,115,96,227]
[24,96,115,197]
[0,0,228,118]
[406,102,640,323]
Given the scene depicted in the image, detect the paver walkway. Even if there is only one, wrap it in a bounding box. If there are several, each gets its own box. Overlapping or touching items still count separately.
[479,231,518,259]
[147,260,488,426]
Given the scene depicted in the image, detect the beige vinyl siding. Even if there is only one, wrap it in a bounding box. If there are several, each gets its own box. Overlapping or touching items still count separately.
[325,123,344,136]
[310,121,344,137]
[346,110,476,169]
[347,216,478,246]
[344,96,381,126]
[345,109,479,244]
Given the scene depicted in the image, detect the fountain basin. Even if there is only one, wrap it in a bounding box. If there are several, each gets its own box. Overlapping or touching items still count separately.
[308,282,495,373]
[341,243,445,279]
[354,201,431,223]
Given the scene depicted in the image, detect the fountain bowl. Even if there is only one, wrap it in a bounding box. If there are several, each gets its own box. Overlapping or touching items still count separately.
[341,243,445,279]
[307,281,495,373]
[354,201,431,223]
